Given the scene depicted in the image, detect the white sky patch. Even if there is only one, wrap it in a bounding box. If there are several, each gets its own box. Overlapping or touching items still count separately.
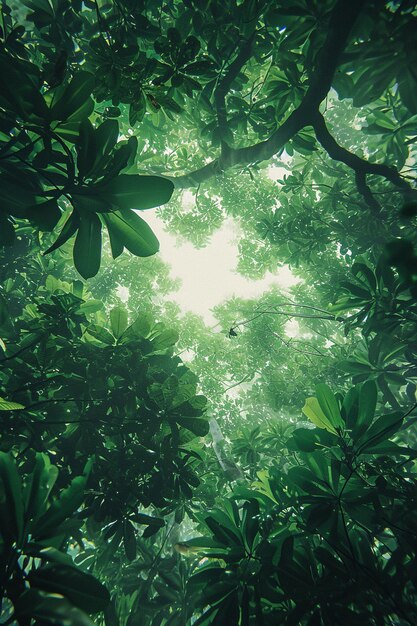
[267,164,289,181]
[116,285,130,302]
[181,189,197,212]
[285,319,300,338]
[267,153,292,182]
[142,211,300,325]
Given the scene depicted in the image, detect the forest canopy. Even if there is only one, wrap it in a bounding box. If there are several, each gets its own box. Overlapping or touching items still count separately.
[1,0,417,624]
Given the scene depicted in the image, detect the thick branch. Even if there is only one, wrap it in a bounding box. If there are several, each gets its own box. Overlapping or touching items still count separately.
[312,111,412,209]
[168,0,365,188]
[299,0,365,111]
[215,34,255,155]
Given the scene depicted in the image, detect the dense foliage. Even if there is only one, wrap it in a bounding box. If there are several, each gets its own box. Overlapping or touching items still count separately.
[1,0,417,624]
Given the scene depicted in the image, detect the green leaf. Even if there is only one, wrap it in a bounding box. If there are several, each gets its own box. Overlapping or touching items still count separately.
[73,212,102,279]
[205,509,242,544]
[107,221,124,259]
[50,72,95,122]
[27,199,62,232]
[72,190,112,214]
[13,589,95,626]
[76,119,96,180]
[98,174,174,210]
[0,293,9,328]
[142,524,163,538]
[86,324,115,345]
[0,214,15,246]
[126,313,153,338]
[351,263,377,292]
[354,380,377,437]
[0,54,48,121]
[95,119,119,155]
[357,411,404,453]
[288,428,330,452]
[241,585,250,626]
[129,91,146,126]
[29,565,110,613]
[315,383,343,430]
[25,544,75,567]
[24,453,59,524]
[110,306,128,339]
[398,67,417,114]
[75,299,104,315]
[44,211,80,254]
[176,416,210,436]
[33,472,88,539]
[0,452,24,543]
[103,210,159,257]
[132,512,164,526]
[0,396,25,410]
[241,500,259,551]
[302,397,338,434]
[151,328,179,350]
[123,519,136,561]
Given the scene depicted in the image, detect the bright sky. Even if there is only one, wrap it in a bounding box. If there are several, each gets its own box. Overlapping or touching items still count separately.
[124,163,300,326]
[143,210,299,327]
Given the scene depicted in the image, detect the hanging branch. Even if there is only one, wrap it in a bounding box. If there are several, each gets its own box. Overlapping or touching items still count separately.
[166,0,365,188]
[229,305,343,334]
[165,0,415,207]
[311,111,412,210]
[214,32,256,157]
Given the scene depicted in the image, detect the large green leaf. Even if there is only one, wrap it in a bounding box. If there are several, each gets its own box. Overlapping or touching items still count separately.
[26,199,62,232]
[14,589,96,626]
[151,328,179,350]
[106,222,124,259]
[44,211,80,254]
[98,174,174,210]
[103,210,159,257]
[110,306,128,339]
[0,214,15,245]
[302,397,338,434]
[123,519,136,562]
[76,119,97,180]
[0,396,25,410]
[73,212,102,279]
[241,500,259,551]
[29,565,110,613]
[315,384,343,430]
[50,72,94,122]
[75,299,104,315]
[398,67,417,114]
[24,453,59,524]
[357,412,404,453]
[129,90,146,125]
[0,452,24,543]
[33,472,88,539]
[0,54,48,121]
[176,416,210,436]
[86,324,115,345]
[75,119,120,182]
[95,119,119,155]
[0,175,40,217]
[354,380,377,437]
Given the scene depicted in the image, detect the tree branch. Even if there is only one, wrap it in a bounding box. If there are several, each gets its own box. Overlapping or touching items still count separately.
[312,111,412,210]
[167,0,366,189]
[215,33,255,156]
[231,306,343,332]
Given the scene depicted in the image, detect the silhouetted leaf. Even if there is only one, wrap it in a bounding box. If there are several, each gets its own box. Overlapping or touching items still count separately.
[73,212,102,278]
[103,210,159,257]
